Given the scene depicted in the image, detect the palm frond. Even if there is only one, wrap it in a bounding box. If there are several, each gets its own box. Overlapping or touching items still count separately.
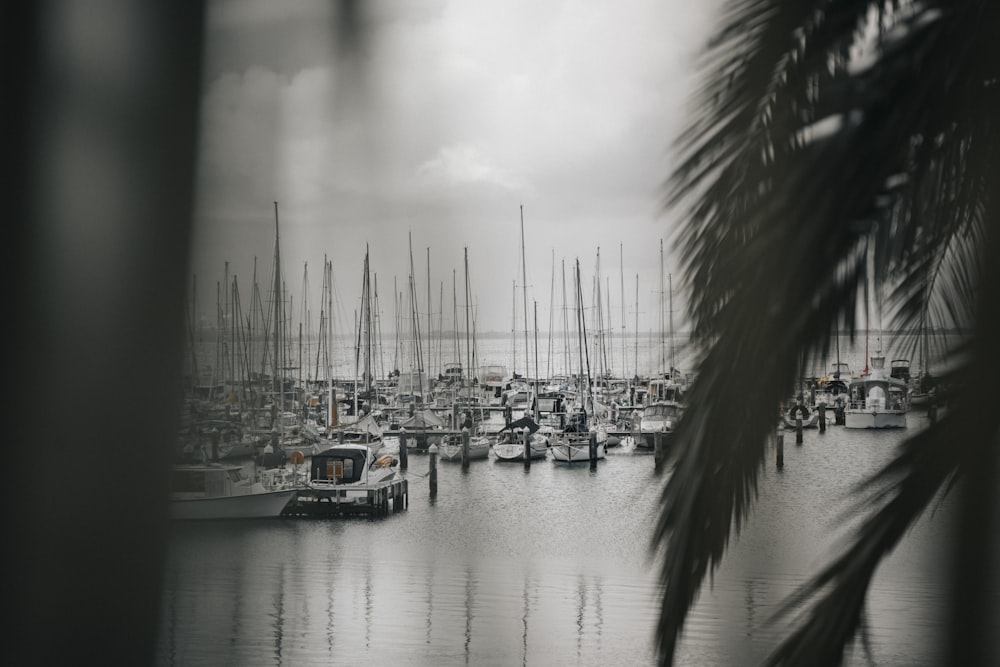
[656,0,1000,664]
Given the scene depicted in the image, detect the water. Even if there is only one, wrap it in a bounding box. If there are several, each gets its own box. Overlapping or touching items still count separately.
[157,411,961,666]
[165,333,971,665]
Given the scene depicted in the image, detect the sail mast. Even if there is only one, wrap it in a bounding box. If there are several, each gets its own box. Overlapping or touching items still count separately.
[520,205,530,386]
[272,201,282,431]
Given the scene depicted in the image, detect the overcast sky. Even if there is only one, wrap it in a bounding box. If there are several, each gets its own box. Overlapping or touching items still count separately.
[188,0,718,338]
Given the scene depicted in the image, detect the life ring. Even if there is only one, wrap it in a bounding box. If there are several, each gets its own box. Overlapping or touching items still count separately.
[289,450,305,465]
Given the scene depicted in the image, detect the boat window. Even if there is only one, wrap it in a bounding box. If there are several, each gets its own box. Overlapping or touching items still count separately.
[867,385,886,409]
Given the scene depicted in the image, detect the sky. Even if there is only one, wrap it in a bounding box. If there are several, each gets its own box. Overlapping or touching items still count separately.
[188,0,718,338]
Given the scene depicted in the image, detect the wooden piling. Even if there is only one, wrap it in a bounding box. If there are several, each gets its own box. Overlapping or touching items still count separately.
[776,428,784,469]
[795,418,803,444]
[428,443,438,499]
[818,402,826,433]
[399,433,408,470]
[589,432,598,471]
[461,429,470,470]
[523,428,531,469]
[654,432,664,473]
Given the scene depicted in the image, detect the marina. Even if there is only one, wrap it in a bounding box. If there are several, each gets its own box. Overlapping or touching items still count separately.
[157,410,955,666]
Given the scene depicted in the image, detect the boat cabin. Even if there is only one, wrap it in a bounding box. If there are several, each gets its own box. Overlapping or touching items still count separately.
[890,359,911,382]
[170,464,254,499]
[311,447,370,485]
[848,378,908,411]
[647,378,684,404]
[644,403,682,421]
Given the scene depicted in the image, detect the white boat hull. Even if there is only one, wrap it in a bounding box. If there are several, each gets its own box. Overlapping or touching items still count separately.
[493,442,548,462]
[550,441,606,463]
[171,489,297,520]
[844,409,907,429]
[439,441,491,462]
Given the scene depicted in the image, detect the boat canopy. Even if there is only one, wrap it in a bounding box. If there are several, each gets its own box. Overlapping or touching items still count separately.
[310,447,369,484]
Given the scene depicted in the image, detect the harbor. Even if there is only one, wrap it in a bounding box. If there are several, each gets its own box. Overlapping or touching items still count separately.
[158,409,954,666]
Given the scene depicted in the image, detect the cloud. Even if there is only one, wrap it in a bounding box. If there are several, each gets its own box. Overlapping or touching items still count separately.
[416,144,524,192]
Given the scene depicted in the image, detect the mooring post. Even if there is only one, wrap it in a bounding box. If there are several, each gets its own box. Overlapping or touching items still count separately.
[399,431,409,471]
[338,430,344,444]
[589,432,598,471]
[776,427,784,469]
[210,427,220,462]
[428,443,438,499]
[654,432,664,473]
[795,418,803,444]
[461,429,470,470]
[523,428,531,469]
[818,402,827,433]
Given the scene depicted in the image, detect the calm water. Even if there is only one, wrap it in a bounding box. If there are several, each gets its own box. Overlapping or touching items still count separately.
[157,411,962,666]
[166,333,973,665]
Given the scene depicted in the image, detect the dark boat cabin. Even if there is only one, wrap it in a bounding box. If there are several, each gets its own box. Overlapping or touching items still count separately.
[311,448,367,484]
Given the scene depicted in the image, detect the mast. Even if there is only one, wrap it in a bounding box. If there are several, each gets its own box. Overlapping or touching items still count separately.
[634,273,639,380]
[620,243,626,380]
[464,248,472,386]
[533,300,539,420]
[426,247,432,380]
[520,205,530,385]
[669,272,675,376]
[659,239,665,374]
[576,259,593,416]
[272,201,282,430]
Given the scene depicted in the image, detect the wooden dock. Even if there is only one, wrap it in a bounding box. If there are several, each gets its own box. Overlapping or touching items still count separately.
[282,478,408,518]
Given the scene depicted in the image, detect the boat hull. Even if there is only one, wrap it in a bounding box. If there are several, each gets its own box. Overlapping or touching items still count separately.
[550,441,606,463]
[844,409,907,429]
[439,442,491,462]
[493,442,548,462]
[170,489,297,520]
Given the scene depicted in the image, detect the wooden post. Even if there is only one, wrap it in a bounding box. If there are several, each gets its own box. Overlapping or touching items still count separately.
[654,432,664,473]
[776,428,784,469]
[461,429,470,470]
[818,402,827,433]
[338,429,345,444]
[795,418,803,444]
[428,443,438,499]
[589,432,598,471]
[399,431,409,470]
[523,428,531,469]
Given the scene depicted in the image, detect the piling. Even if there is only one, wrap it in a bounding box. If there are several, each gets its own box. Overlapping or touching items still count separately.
[428,443,438,499]
[338,430,345,444]
[776,428,784,469]
[461,429,470,470]
[654,432,665,474]
[399,433,409,470]
[589,432,598,471]
[523,429,531,469]
[795,418,803,445]
[818,402,827,433]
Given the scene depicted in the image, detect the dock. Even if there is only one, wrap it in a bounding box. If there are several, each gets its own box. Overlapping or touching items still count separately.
[282,478,409,518]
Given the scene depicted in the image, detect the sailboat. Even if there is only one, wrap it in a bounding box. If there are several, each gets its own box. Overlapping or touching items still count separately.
[550,259,606,463]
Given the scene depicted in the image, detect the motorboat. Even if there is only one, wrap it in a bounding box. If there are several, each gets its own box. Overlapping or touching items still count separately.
[845,354,908,429]
[636,401,682,449]
[170,463,298,520]
[306,444,399,500]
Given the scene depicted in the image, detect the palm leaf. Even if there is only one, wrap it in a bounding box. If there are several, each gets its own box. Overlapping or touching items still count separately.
[656,0,1000,664]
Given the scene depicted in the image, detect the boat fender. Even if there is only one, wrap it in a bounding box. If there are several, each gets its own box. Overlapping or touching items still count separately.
[376,454,394,468]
